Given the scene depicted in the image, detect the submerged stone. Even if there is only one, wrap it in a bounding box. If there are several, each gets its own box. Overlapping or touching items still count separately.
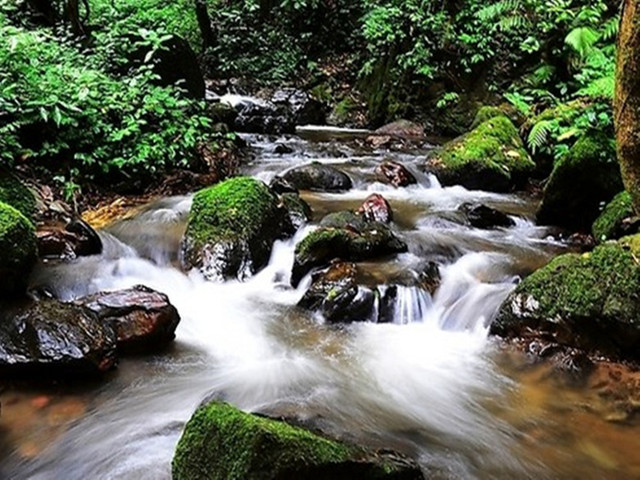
[425,115,534,192]
[172,401,425,480]
[461,203,515,229]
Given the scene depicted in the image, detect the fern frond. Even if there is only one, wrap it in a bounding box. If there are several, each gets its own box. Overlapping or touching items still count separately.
[478,0,521,21]
[601,17,619,41]
[528,119,554,152]
[576,75,615,100]
[565,26,599,58]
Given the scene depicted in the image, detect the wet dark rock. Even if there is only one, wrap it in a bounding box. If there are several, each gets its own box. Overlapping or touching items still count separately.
[281,163,353,192]
[298,263,377,324]
[0,299,117,378]
[0,169,37,222]
[233,100,294,135]
[270,176,299,195]
[37,220,102,259]
[537,135,623,232]
[281,193,312,231]
[374,161,417,188]
[173,401,425,480]
[291,212,407,286]
[274,143,295,155]
[357,194,393,224]
[460,203,515,229]
[271,88,326,126]
[491,235,640,362]
[76,285,180,354]
[181,177,291,281]
[206,102,238,125]
[0,201,37,298]
[374,120,425,139]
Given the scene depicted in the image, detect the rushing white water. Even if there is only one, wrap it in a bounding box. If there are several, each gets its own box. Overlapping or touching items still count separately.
[1,129,568,480]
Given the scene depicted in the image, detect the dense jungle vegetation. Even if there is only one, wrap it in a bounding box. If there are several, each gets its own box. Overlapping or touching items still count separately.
[0,0,620,198]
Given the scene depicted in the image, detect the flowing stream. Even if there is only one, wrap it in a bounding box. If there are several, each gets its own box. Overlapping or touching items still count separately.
[1,129,640,479]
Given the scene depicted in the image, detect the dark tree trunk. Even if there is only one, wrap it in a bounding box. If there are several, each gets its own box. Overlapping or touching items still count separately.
[195,0,216,50]
[616,0,640,213]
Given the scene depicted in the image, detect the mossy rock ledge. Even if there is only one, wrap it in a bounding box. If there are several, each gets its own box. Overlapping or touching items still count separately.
[291,211,407,286]
[172,401,425,480]
[490,235,640,361]
[0,169,37,222]
[592,191,639,243]
[424,115,535,192]
[537,134,623,232]
[181,177,291,281]
[0,201,38,297]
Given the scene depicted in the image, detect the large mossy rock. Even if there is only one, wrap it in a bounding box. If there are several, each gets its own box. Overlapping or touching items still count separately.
[181,177,288,281]
[592,191,639,243]
[491,235,640,361]
[291,212,407,286]
[425,115,534,192]
[536,135,622,232]
[0,201,37,297]
[172,401,424,480]
[0,170,37,222]
[0,299,117,378]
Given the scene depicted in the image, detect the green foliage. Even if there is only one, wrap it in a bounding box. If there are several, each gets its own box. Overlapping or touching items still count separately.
[204,0,364,84]
[0,10,214,187]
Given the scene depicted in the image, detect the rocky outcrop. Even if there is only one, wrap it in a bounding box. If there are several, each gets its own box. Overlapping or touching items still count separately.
[0,201,38,298]
[233,99,294,134]
[77,285,180,354]
[374,161,417,188]
[271,88,326,126]
[491,235,640,362]
[460,203,515,229]
[537,135,623,232]
[291,211,407,286]
[374,120,425,139]
[281,193,312,231]
[181,177,290,281]
[592,191,639,243]
[0,299,117,378]
[425,115,535,192]
[281,163,353,192]
[357,194,393,223]
[172,401,425,480]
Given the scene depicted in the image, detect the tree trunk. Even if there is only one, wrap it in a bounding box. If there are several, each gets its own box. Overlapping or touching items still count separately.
[616,0,640,213]
[195,0,216,51]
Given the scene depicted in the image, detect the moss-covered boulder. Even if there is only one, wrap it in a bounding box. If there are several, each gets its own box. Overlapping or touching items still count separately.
[592,191,639,243]
[470,104,523,130]
[291,212,407,286]
[0,201,37,297]
[281,193,312,230]
[173,401,424,480]
[181,177,289,281]
[491,235,640,361]
[0,170,37,222]
[536,135,623,232]
[425,115,535,192]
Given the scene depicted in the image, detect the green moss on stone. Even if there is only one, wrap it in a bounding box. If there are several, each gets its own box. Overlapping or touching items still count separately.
[427,115,534,191]
[173,401,422,480]
[0,171,37,222]
[186,177,279,248]
[592,191,635,242]
[492,235,640,359]
[0,201,37,296]
[537,134,622,231]
[470,106,504,128]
